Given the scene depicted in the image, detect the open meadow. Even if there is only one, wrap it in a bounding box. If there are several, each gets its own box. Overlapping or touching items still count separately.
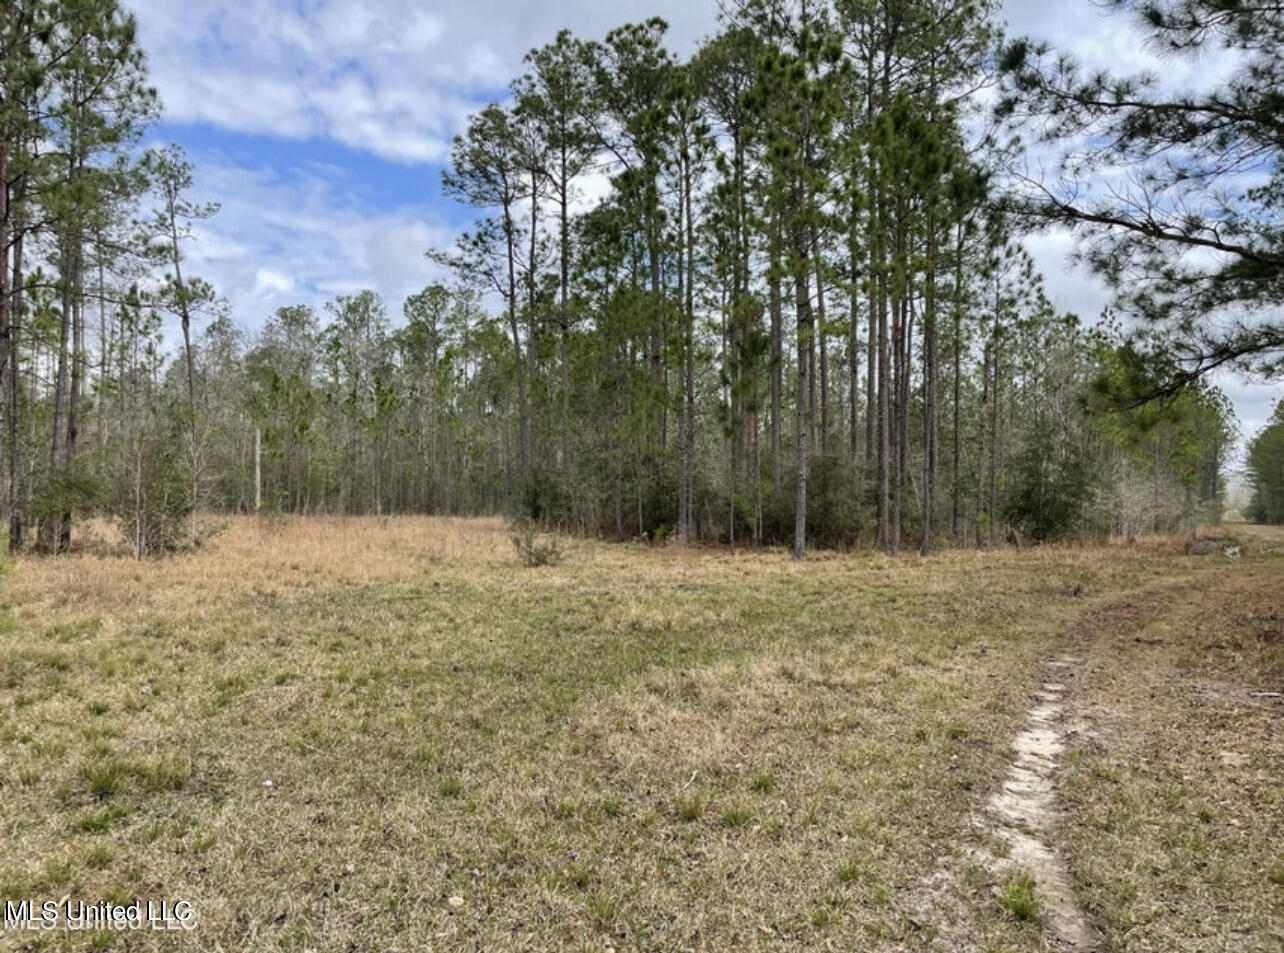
[0,518,1280,952]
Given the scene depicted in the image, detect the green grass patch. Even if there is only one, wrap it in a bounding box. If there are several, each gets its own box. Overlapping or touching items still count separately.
[999,875,1039,922]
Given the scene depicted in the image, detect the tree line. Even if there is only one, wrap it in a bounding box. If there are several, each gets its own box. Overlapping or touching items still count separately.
[1247,402,1284,525]
[5,0,1277,557]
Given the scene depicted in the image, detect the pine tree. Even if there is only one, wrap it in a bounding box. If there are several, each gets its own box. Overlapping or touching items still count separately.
[997,0,1284,386]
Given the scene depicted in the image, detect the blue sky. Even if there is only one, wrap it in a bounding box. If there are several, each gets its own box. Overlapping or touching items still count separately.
[128,0,1278,463]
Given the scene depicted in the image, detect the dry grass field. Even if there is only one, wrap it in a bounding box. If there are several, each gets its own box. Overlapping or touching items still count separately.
[0,517,1280,952]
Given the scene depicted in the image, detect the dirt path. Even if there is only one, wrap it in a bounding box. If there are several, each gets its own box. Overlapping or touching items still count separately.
[976,654,1101,951]
[900,581,1251,951]
[902,594,1189,951]
[899,651,1104,952]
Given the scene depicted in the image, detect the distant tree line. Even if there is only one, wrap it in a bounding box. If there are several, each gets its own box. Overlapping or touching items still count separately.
[1246,402,1284,525]
[6,0,1276,556]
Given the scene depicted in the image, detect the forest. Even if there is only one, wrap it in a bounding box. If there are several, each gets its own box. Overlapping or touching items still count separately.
[2,0,1279,558]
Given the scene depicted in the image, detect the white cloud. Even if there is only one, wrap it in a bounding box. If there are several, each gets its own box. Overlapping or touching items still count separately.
[173,158,455,333]
[253,267,294,296]
[130,0,718,164]
[569,166,616,217]
[1019,227,1112,321]
[999,0,1243,91]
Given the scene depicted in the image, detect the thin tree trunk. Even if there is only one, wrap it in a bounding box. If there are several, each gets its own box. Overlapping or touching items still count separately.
[648,203,663,465]
[48,249,72,551]
[848,192,860,459]
[7,223,24,552]
[677,165,690,545]
[166,188,200,544]
[96,237,109,451]
[863,50,878,469]
[976,342,989,548]
[891,292,909,555]
[503,197,528,480]
[527,168,540,473]
[559,151,572,485]
[683,151,696,545]
[793,231,812,561]
[813,226,829,456]
[806,268,817,456]
[951,223,963,539]
[876,264,890,552]
[769,211,783,490]
[989,315,1000,547]
[63,245,84,553]
[254,427,262,512]
[921,222,938,557]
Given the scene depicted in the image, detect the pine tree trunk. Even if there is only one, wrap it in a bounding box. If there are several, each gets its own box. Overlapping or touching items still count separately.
[793,233,812,561]
[167,188,200,544]
[813,227,829,456]
[527,169,540,473]
[876,265,890,552]
[989,317,1000,547]
[254,427,262,513]
[677,167,690,545]
[503,198,528,481]
[848,197,860,458]
[62,244,84,553]
[976,343,989,548]
[769,212,783,490]
[951,224,964,540]
[920,227,937,557]
[7,221,24,552]
[48,247,72,551]
[683,153,696,545]
[559,152,572,485]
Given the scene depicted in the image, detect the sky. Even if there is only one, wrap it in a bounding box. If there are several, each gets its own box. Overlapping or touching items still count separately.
[128,0,1279,463]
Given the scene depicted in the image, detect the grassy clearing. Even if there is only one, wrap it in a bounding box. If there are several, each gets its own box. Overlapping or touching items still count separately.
[0,516,1278,952]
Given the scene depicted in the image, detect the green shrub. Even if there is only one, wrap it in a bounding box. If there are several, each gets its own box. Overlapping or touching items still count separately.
[510,519,562,567]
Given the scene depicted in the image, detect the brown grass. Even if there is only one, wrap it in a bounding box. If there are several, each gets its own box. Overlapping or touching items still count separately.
[1058,555,1284,953]
[0,515,1278,952]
